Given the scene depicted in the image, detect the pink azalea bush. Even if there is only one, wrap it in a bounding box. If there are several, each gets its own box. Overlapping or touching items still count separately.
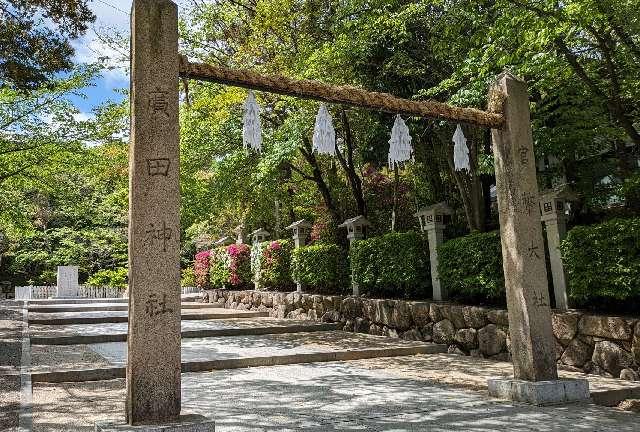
[208,244,252,289]
[194,250,212,289]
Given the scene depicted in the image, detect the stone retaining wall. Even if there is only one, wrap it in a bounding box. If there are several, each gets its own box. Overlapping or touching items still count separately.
[204,289,640,380]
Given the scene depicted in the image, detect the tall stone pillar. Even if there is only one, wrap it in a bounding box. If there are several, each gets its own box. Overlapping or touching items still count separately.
[285,220,312,292]
[56,266,79,298]
[487,72,588,404]
[127,0,181,424]
[540,186,576,311]
[338,216,371,296]
[490,72,557,382]
[415,203,452,301]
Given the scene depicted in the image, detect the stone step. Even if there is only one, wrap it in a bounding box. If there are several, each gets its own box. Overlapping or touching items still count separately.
[27,298,128,305]
[30,322,339,345]
[30,344,448,383]
[27,302,211,313]
[28,309,269,325]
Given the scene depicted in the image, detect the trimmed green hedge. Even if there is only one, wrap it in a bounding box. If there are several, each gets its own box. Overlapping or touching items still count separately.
[252,239,294,291]
[350,231,430,298]
[561,218,640,305]
[291,243,349,294]
[438,230,504,302]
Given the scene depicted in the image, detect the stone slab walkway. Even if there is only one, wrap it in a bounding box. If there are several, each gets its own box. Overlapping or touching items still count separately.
[31,362,638,432]
[29,331,441,370]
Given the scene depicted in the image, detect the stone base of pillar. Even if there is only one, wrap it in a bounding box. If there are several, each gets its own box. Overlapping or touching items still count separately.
[296,282,303,293]
[96,414,215,431]
[487,378,589,406]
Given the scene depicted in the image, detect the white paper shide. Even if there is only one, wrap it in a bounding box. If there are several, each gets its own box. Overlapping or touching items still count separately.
[453,124,470,172]
[243,90,262,152]
[312,104,336,156]
[388,115,413,169]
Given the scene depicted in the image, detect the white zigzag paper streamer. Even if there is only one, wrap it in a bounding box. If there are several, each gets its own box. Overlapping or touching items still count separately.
[243,90,262,152]
[312,104,336,156]
[388,115,413,169]
[452,124,470,171]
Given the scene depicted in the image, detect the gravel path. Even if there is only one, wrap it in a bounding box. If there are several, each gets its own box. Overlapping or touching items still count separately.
[0,302,24,431]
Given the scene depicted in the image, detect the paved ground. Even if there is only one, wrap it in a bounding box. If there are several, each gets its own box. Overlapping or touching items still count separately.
[31,362,639,431]
[4,298,640,431]
[0,302,23,431]
[30,331,435,370]
[28,318,334,338]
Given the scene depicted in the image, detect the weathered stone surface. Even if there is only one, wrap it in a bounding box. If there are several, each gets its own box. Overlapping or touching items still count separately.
[127,0,181,423]
[560,338,592,368]
[410,302,431,327]
[384,326,399,338]
[391,300,412,330]
[552,313,579,346]
[343,320,355,332]
[354,317,370,334]
[401,329,422,341]
[432,319,455,345]
[455,328,477,351]
[632,322,640,363]
[448,346,466,356]
[429,303,446,322]
[620,368,639,381]
[374,300,393,326]
[592,341,634,377]
[487,309,509,326]
[579,315,632,341]
[462,306,488,329]
[369,324,382,336]
[341,297,360,319]
[420,323,433,342]
[445,305,467,329]
[478,324,506,356]
[618,399,640,412]
[492,73,559,382]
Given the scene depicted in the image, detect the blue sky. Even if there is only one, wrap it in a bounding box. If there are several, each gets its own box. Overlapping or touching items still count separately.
[67,0,188,118]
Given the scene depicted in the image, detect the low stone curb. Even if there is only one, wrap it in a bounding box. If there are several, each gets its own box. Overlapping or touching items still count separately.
[30,323,340,345]
[27,303,212,314]
[30,344,447,383]
[28,310,269,325]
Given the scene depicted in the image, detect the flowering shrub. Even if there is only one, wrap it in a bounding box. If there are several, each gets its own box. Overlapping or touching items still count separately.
[253,240,294,291]
[194,250,212,289]
[209,244,252,289]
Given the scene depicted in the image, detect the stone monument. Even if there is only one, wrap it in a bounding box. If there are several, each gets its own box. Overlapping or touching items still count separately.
[56,266,79,298]
[486,72,588,405]
[415,202,452,301]
[98,0,215,429]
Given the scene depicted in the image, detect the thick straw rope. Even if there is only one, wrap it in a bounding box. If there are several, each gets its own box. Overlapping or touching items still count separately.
[179,56,505,129]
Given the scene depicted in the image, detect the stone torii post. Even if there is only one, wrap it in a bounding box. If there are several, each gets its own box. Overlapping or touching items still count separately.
[486,72,588,404]
[415,202,452,302]
[99,0,215,429]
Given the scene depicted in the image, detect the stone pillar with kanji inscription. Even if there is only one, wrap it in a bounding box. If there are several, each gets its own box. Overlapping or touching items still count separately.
[487,72,588,405]
[415,203,452,301]
[127,0,181,425]
[540,186,576,311]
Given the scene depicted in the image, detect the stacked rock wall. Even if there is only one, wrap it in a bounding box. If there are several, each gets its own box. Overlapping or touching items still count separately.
[205,289,639,380]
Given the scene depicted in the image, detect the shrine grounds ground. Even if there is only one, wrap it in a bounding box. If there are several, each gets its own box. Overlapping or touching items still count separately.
[2,298,640,431]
